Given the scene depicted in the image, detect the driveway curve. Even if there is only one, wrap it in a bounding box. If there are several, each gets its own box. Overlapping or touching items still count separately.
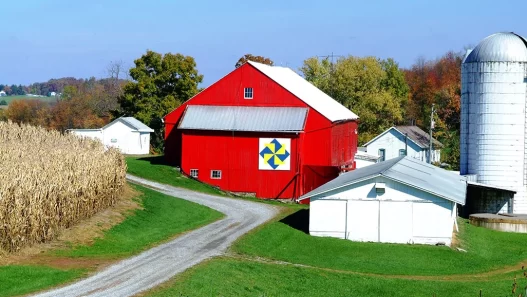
[33,174,279,297]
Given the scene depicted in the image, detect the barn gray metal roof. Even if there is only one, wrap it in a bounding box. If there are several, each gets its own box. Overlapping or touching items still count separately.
[178,105,308,132]
[299,156,467,205]
[464,32,527,63]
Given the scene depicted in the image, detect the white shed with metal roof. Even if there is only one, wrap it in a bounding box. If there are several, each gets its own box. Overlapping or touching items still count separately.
[298,157,467,246]
[68,117,154,155]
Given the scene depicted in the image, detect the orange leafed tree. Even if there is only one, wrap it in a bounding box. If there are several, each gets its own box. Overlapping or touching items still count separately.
[405,51,463,168]
[235,54,274,68]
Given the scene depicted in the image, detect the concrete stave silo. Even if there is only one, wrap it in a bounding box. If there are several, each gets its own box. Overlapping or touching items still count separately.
[461,32,527,214]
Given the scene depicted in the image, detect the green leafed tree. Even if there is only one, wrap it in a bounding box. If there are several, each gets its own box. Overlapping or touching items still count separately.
[118,50,203,152]
[300,56,409,144]
[235,54,274,68]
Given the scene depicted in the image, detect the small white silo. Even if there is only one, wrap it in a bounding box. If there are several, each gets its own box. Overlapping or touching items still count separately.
[461,32,527,214]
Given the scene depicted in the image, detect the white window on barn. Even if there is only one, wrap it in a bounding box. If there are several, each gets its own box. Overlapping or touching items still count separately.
[190,169,198,178]
[244,87,253,99]
[211,170,222,179]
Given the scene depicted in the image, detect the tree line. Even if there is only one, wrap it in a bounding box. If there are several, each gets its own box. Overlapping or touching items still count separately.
[0,50,462,167]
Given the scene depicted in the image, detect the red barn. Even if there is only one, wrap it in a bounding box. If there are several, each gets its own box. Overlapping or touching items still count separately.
[164,61,359,199]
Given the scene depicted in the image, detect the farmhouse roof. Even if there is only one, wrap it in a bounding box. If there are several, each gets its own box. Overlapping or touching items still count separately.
[299,156,467,205]
[103,117,154,132]
[247,61,359,123]
[363,126,443,149]
[178,105,308,132]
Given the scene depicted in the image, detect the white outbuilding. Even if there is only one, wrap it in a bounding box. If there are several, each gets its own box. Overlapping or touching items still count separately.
[363,126,442,163]
[68,117,154,155]
[299,156,467,246]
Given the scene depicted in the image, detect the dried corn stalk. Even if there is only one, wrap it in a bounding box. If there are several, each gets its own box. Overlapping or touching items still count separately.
[0,121,127,252]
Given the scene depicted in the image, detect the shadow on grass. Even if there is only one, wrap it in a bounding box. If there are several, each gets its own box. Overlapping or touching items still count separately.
[136,155,167,165]
[279,209,309,234]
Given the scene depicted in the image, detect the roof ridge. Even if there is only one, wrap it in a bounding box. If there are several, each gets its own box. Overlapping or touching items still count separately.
[379,156,405,175]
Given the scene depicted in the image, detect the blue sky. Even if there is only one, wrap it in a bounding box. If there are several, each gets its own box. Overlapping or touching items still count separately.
[1,0,526,87]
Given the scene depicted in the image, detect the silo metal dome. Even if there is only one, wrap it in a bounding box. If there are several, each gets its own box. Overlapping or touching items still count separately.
[461,32,527,214]
[464,32,527,63]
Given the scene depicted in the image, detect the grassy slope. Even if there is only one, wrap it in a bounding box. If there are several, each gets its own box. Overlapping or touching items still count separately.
[1,184,223,296]
[56,184,223,258]
[147,258,516,297]
[0,266,85,297]
[126,156,226,196]
[233,212,527,276]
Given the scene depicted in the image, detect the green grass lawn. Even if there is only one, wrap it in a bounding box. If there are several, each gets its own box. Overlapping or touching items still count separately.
[146,258,518,297]
[56,184,223,258]
[126,156,226,196]
[1,95,58,105]
[232,210,527,276]
[0,266,85,297]
[0,184,223,296]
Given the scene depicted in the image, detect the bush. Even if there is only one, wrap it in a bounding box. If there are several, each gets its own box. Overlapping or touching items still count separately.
[0,100,7,105]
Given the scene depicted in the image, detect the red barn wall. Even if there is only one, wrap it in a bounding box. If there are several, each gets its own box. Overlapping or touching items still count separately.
[164,63,359,199]
[181,130,300,198]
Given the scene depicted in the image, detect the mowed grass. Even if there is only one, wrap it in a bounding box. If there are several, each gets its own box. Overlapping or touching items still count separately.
[56,184,223,258]
[146,258,517,297]
[1,184,223,296]
[232,209,527,276]
[1,95,58,105]
[126,156,226,196]
[0,266,85,297]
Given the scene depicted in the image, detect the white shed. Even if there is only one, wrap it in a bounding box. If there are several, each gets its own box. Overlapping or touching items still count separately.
[354,150,380,169]
[363,126,442,163]
[299,156,467,246]
[68,117,154,155]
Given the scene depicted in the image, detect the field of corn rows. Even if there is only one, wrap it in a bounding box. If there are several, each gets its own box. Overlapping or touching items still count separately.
[0,121,127,252]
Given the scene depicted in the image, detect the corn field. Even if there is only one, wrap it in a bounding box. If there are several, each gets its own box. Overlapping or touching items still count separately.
[0,121,127,252]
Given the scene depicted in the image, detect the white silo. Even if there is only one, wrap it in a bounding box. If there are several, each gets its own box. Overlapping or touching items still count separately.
[461,32,527,214]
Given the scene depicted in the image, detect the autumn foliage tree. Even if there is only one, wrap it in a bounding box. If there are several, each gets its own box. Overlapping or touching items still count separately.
[235,54,274,68]
[405,51,463,169]
[301,56,409,144]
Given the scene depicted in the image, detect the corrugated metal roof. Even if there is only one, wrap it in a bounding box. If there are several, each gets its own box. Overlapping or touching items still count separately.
[363,126,442,149]
[464,32,527,63]
[248,61,359,123]
[355,151,380,161]
[299,156,467,205]
[178,105,308,132]
[395,126,443,148]
[120,117,154,132]
[467,181,516,193]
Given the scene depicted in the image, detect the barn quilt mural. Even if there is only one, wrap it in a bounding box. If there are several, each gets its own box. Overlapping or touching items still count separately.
[259,138,291,170]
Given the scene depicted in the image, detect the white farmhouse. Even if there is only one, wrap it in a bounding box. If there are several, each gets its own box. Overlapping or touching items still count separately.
[299,156,467,246]
[363,126,442,163]
[0,91,6,97]
[68,117,154,155]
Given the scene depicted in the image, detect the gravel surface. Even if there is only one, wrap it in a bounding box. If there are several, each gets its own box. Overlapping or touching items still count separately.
[32,174,279,297]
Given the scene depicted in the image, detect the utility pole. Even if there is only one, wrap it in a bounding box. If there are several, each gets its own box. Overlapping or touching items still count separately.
[404,133,408,156]
[429,104,435,164]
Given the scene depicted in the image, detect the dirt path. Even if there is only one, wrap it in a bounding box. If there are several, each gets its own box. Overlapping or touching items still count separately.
[225,254,527,282]
[32,175,278,297]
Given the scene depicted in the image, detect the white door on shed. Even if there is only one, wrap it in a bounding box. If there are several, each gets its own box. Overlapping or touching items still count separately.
[379,201,413,244]
[347,200,379,242]
[412,202,453,239]
[310,199,347,239]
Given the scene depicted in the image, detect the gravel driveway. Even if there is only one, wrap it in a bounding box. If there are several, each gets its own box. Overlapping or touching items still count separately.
[32,174,279,297]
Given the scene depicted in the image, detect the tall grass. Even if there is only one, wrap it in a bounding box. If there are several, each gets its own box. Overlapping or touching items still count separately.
[0,121,126,252]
